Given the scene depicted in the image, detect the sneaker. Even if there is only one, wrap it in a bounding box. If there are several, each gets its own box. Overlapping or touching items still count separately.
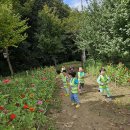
[65,94,69,96]
[107,96,112,101]
[75,104,80,108]
[71,103,75,106]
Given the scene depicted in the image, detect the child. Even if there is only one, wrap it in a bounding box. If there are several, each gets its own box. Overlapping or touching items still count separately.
[69,66,75,73]
[61,70,69,96]
[61,66,66,73]
[78,67,85,94]
[97,68,111,99]
[69,71,80,108]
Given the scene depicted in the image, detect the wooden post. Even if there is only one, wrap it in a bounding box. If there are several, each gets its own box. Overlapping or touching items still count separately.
[5,47,14,76]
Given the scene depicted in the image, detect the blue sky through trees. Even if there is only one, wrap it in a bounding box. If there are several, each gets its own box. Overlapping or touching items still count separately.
[63,0,88,10]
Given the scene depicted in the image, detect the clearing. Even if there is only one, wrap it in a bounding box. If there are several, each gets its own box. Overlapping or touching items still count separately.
[53,76,130,130]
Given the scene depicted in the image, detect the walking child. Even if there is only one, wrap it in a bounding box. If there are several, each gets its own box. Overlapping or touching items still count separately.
[78,67,85,94]
[97,68,111,99]
[69,71,80,108]
[61,70,69,96]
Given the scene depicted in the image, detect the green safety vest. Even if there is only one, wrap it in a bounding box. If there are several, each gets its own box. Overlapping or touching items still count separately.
[60,73,68,87]
[70,78,78,93]
[78,72,85,83]
[99,75,109,89]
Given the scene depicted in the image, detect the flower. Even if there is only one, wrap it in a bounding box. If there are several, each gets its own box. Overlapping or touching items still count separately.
[3,109,9,114]
[0,106,4,111]
[29,107,35,112]
[23,104,29,109]
[31,83,35,87]
[15,103,20,107]
[10,114,16,120]
[39,109,44,113]
[30,93,34,98]
[3,79,11,84]
[41,77,47,81]
[45,100,50,103]
[20,94,25,98]
[37,100,43,105]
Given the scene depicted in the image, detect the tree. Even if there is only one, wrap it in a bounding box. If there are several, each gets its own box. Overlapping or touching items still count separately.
[0,3,28,75]
[35,4,64,66]
[76,0,130,63]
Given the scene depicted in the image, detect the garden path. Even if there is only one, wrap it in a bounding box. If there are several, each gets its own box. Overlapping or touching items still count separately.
[55,76,130,130]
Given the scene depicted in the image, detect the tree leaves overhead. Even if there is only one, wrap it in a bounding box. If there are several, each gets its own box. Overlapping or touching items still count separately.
[0,3,28,48]
[76,0,130,62]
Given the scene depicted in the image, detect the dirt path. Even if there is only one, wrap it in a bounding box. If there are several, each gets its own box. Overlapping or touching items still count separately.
[54,76,130,130]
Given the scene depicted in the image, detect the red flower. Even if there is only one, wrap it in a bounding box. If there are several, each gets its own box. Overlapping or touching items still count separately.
[29,107,35,112]
[0,106,4,111]
[23,104,29,109]
[10,114,16,120]
[3,79,11,84]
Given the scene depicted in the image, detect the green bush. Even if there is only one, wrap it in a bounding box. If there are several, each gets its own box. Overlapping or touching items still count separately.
[86,59,130,86]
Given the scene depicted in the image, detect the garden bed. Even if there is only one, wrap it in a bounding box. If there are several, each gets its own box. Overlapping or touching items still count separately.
[0,67,58,130]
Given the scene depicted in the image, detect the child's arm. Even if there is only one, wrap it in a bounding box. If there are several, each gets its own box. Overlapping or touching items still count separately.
[97,76,104,85]
[106,76,110,83]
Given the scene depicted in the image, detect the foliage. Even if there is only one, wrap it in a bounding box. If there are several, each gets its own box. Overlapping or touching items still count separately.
[0,67,57,129]
[76,0,130,63]
[36,4,63,55]
[86,59,130,86]
[0,0,81,75]
[0,2,28,48]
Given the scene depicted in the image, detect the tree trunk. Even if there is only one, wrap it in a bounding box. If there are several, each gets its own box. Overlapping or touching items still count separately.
[52,56,57,67]
[81,0,86,68]
[82,49,86,68]
[5,48,14,76]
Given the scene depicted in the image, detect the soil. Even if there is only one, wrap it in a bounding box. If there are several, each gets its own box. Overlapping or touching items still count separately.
[53,76,130,130]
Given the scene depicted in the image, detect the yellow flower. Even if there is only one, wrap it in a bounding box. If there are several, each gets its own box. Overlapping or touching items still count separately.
[30,93,34,98]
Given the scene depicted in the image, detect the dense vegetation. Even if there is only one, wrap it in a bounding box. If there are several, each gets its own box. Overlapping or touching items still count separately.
[76,0,130,63]
[0,0,130,76]
[0,0,81,75]
[0,67,58,129]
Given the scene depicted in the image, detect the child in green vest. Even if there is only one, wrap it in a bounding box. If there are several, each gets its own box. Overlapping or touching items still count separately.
[61,70,69,96]
[69,71,80,108]
[97,68,111,99]
[78,67,85,94]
